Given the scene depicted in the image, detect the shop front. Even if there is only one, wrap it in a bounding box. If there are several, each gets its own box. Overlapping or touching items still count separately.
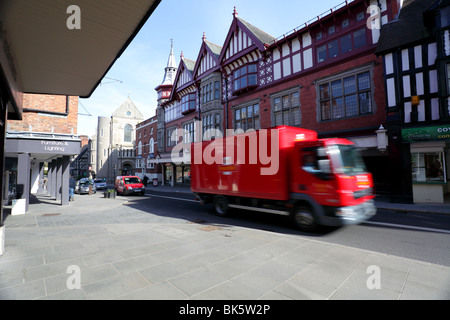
[5,132,81,213]
[402,125,450,203]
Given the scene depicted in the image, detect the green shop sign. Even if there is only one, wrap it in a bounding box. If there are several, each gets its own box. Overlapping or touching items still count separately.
[402,125,450,143]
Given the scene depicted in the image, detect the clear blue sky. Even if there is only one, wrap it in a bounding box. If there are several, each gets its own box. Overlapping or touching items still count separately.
[78,0,345,137]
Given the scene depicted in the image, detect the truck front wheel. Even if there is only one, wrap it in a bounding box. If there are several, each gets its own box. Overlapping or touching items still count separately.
[214,196,229,217]
[292,205,318,232]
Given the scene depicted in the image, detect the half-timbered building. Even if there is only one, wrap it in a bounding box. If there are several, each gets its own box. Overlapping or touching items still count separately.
[152,0,403,194]
[376,0,450,203]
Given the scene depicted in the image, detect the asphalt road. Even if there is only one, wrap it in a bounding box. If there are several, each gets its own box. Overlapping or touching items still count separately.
[124,190,450,267]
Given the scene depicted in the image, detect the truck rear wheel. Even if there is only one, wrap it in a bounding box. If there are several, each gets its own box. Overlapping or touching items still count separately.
[292,205,318,232]
[214,196,229,217]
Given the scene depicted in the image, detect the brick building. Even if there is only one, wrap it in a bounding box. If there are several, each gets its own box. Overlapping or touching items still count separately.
[135,115,161,184]
[4,94,81,213]
[153,0,401,192]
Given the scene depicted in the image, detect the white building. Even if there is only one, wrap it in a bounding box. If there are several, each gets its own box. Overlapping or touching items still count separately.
[90,97,144,182]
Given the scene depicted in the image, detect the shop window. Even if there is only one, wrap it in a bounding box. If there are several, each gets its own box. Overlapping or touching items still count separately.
[411,152,445,182]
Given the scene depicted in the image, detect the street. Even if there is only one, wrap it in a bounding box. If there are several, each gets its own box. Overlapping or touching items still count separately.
[1,189,449,300]
[142,189,450,267]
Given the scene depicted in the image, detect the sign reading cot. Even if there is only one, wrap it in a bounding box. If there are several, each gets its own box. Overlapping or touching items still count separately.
[402,125,450,143]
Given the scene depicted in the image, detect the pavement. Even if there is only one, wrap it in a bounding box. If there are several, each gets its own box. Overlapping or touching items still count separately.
[0,187,449,301]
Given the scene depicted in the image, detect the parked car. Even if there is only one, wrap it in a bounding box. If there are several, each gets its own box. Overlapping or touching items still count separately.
[94,179,107,190]
[75,179,97,195]
[115,176,145,196]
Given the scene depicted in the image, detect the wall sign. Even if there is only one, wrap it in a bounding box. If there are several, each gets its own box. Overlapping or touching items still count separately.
[402,125,450,143]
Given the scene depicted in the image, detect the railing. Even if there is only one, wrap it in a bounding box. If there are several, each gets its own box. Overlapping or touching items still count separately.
[268,0,357,45]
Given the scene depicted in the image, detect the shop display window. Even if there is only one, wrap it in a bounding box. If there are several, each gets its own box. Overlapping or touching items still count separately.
[411,152,445,182]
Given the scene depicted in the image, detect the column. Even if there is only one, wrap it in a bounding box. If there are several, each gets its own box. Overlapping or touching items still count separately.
[56,158,62,202]
[61,156,70,206]
[47,161,53,196]
[51,159,57,199]
[38,163,44,193]
[17,153,31,212]
[30,160,40,194]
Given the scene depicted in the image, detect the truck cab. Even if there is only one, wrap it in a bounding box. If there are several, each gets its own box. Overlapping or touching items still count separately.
[290,138,375,229]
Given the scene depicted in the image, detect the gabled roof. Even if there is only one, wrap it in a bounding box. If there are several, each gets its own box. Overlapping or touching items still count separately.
[219,11,276,64]
[112,97,144,120]
[193,35,223,79]
[169,55,197,101]
[375,0,437,55]
[237,17,276,47]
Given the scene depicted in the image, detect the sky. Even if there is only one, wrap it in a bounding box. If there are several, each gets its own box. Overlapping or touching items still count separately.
[77,0,345,137]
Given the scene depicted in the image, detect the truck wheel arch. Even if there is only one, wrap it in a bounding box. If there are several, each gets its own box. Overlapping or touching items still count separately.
[290,193,325,231]
[213,195,229,217]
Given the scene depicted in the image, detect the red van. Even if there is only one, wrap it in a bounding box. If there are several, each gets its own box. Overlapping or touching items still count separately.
[115,176,145,196]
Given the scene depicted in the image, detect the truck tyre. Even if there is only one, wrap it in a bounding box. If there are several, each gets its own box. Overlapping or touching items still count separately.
[214,196,229,217]
[292,205,318,232]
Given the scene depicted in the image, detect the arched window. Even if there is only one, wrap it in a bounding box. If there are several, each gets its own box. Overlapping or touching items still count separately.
[149,138,154,154]
[124,124,133,143]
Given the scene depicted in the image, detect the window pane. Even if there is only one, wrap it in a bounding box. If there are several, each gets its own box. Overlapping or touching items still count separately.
[320,84,329,100]
[359,92,372,114]
[274,97,281,111]
[241,108,247,119]
[254,104,260,115]
[283,110,290,124]
[331,80,342,98]
[234,80,240,91]
[248,64,257,73]
[328,39,339,58]
[292,107,301,126]
[274,112,282,126]
[247,105,253,118]
[343,76,356,94]
[282,95,290,109]
[248,74,257,85]
[354,29,367,49]
[317,45,327,63]
[332,98,344,119]
[358,72,371,90]
[254,117,260,130]
[345,94,358,117]
[291,92,300,107]
[321,101,331,120]
[341,34,352,54]
[247,117,253,129]
[241,77,247,88]
[235,109,240,121]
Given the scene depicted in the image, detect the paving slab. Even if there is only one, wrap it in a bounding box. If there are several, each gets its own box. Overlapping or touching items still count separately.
[0,193,449,300]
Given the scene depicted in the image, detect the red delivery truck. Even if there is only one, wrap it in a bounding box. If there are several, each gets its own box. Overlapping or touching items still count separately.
[190,126,376,231]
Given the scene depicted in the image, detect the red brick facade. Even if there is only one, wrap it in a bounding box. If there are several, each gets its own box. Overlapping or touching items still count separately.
[8,94,78,134]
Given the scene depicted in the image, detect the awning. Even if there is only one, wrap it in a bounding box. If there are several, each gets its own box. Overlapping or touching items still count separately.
[0,0,161,118]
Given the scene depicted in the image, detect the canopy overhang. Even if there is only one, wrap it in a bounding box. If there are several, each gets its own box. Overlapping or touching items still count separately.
[0,0,160,119]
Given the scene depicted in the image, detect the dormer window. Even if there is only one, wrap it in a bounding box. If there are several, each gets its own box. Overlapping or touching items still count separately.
[232,63,258,95]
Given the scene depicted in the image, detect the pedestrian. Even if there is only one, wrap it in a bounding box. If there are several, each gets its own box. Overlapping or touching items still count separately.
[69,176,76,201]
[143,175,148,187]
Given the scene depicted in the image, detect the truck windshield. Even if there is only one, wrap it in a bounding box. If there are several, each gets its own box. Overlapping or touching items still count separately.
[329,145,367,175]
